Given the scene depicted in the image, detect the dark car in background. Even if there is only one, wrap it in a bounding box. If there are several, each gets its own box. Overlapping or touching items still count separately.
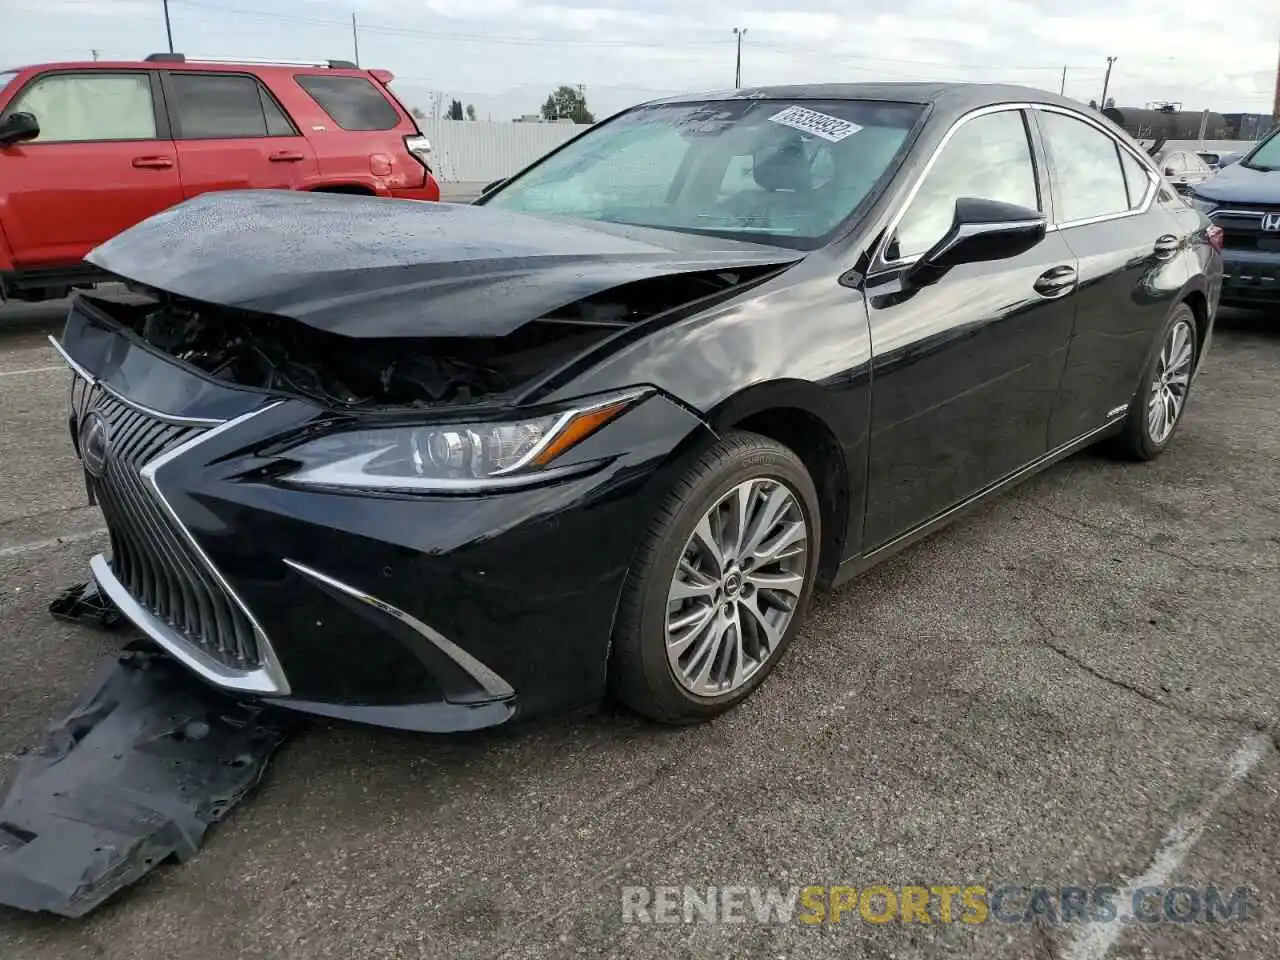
[0,54,438,303]
[1187,126,1280,308]
[50,82,1221,733]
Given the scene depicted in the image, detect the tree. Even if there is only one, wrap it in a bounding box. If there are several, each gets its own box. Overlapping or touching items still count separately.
[410,106,427,120]
[540,85,594,123]
[465,103,477,121]
[447,98,465,121]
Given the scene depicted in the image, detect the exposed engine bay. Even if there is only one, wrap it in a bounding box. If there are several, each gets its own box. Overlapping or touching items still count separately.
[80,264,782,409]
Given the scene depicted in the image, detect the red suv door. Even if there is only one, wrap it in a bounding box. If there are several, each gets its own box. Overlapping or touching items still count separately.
[0,69,184,269]
[162,71,319,198]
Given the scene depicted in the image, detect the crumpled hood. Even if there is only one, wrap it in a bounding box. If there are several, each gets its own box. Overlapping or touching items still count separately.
[1191,161,1280,205]
[86,190,801,338]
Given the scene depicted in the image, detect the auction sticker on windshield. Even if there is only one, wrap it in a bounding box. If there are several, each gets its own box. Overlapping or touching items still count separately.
[769,105,862,142]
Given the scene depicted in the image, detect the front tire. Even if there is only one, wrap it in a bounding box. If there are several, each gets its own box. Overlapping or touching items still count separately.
[1111,303,1198,461]
[609,430,822,724]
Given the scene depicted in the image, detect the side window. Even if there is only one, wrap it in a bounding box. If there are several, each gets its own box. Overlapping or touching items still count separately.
[4,72,156,142]
[293,75,400,131]
[1118,149,1153,209]
[1038,111,1130,223]
[890,110,1038,261]
[169,73,293,139]
[262,92,296,136]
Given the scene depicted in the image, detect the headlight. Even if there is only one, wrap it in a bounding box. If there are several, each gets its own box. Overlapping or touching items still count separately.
[282,388,648,492]
[1187,193,1219,217]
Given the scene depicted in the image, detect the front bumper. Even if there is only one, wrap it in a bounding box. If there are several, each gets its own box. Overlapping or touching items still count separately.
[1220,248,1280,307]
[57,301,712,731]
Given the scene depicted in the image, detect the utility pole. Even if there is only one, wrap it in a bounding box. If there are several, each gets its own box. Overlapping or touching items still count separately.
[1059,65,1067,95]
[1272,35,1280,122]
[351,12,360,67]
[733,27,746,88]
[162,0,174,54]
[1099,56,1117,110]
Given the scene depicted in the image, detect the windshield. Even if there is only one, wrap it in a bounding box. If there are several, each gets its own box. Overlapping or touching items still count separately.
[483,98,924,248]
[1244,129,1280,171]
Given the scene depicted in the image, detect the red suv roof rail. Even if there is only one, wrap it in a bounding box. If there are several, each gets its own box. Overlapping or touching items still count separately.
[143,53,359,69]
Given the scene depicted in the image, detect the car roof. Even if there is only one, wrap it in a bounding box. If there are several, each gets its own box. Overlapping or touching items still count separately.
[642,81,1091,118]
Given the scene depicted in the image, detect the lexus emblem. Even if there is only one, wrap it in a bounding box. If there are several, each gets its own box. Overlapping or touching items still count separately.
[79,410,111,479]
[1262,213,1280,233]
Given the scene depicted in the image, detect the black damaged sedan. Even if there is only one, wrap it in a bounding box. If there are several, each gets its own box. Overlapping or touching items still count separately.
[53,83,1222,731]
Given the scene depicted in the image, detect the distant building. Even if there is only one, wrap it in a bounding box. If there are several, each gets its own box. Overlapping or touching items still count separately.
[512,114,576,124]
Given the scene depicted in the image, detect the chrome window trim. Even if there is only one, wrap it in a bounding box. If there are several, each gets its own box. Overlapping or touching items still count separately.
[872,100,1159,272]
[283,559,516,701]
[49,334,226,428]
[136,402,291,695]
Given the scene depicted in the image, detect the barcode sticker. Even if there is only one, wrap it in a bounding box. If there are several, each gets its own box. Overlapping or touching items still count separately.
[768,105,863,142]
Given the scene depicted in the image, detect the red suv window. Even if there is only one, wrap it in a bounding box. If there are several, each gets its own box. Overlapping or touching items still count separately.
[4,72,158,142]
[169,73,296,139]
[294,74,400,131]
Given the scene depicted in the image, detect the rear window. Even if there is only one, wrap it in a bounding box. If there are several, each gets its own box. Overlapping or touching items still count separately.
[294,74,400,131]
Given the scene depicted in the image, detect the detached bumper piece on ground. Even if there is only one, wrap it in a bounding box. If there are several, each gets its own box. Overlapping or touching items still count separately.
[48,579,125,631]
[0,644,292,918]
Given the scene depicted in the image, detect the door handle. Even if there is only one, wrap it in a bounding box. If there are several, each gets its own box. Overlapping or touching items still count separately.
[1033,265,1077,298]
[1153,235,1180,258]
[268,152,306,162]
[131,156,173,169]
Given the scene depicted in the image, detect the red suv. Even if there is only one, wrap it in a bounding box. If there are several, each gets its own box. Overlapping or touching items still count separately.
[0,53,440,302]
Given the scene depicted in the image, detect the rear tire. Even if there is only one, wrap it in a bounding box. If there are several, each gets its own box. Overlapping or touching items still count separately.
[609,430,822,724]
[1110,303,1198,461]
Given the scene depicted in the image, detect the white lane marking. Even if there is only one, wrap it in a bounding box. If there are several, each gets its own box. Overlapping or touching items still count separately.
[0,364,63,378]
[0,527,107,560]
[1062,732,1270,960]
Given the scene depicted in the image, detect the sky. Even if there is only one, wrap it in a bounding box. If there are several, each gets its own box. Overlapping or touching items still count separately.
[2,0,1277,121]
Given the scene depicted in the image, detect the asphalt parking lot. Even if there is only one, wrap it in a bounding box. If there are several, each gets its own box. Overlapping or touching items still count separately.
[0,295,1277,960]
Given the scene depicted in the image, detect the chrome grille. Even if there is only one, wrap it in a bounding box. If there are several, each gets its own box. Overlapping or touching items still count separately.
[75,382,262,669]
[1212,205,1280,241]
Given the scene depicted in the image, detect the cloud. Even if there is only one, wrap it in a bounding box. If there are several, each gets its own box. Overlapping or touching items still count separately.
[1,0,1275,118]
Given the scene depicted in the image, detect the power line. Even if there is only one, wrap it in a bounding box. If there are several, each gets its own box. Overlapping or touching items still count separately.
[161,0,1114,69]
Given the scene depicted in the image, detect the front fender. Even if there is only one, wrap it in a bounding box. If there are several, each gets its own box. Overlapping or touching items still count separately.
[538,255,873,561]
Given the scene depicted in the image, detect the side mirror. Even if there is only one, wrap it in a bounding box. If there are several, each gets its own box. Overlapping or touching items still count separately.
[481,178,506,196]
[0,112,39,147]
[904,197,1046,288]
[1163,166,1176,177]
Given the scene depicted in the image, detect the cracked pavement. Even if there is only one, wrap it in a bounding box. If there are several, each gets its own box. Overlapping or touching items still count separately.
[0,301,1277,959]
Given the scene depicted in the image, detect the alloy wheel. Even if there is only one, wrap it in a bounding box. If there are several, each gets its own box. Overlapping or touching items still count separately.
[665,478,809,698]
[1147,318,1194,445]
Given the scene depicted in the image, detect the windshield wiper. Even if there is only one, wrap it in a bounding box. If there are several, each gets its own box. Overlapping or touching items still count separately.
[1240,161,1276,172]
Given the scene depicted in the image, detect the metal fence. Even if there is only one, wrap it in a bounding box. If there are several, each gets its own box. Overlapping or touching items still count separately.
[418,120,590,184]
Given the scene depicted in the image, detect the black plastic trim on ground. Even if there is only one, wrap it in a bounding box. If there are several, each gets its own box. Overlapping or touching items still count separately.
[0,647,293,917]
[48,580,125,631]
